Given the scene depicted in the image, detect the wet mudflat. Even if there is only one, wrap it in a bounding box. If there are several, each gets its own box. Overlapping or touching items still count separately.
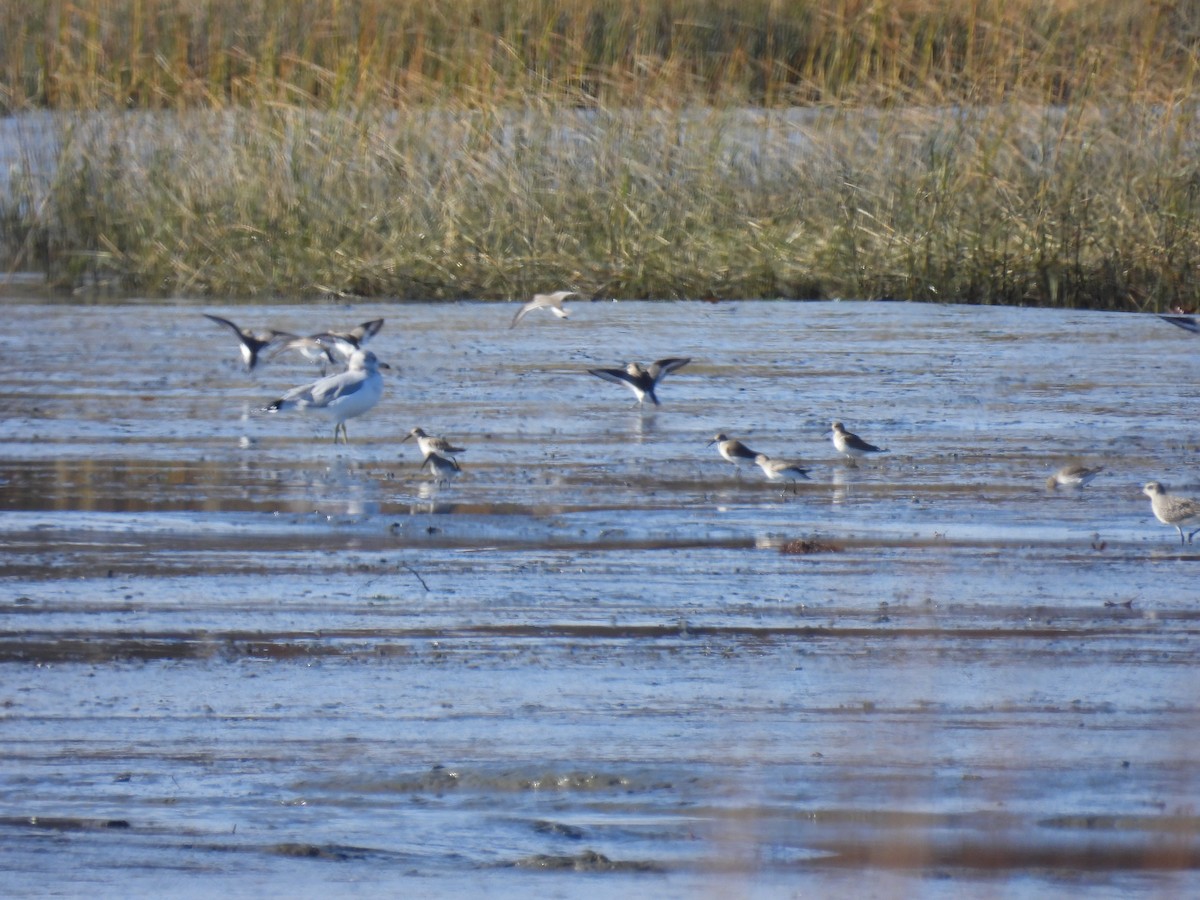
[1,297,1199,897]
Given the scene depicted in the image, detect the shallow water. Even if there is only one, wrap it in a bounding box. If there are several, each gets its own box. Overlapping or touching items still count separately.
[1,298,1199,897]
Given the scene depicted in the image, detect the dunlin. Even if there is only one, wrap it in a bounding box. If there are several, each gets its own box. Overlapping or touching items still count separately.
[510,290,577,328]
[588,357,691,406]
[422,451,462,486]
[203,313,296,371]
[754,454,811,491]
[830,421,887,461]
[402,427,466,461]
[1143,481,1200,545]
[1046,463,1105,491]
[263,349,390,444]
[709,433,761,468]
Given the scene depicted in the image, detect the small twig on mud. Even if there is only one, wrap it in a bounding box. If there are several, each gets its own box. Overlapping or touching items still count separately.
[401,562,430,592]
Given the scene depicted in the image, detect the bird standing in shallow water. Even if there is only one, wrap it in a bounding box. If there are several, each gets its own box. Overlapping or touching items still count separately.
[1143,481,1200,545]
[753,454,811,492]
[422,451,462,486]
[203,313,296,371]
[830,421,887,462]
[510,290,577,328]
[1046,463,1104,491]
[588,357,691,406]
[263,349,390,444]
[709,433,761,469]
[402,427,466,462]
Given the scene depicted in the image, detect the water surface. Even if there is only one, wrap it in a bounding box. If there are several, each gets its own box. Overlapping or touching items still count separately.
[1,299,1199,897]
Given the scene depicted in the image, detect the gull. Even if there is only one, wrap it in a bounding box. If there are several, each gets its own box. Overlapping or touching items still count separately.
[510,291,577,328]
[263,349,390,444]
[588,357,691,406]
[754,454,811,490]
[708,433,761,469]
[402,427,466,462]
[1046,463,1105,491]
[203,313,296,371]
[830,421,888,462]
[271,318,385,369]
[422,451,462,486]
[1143,481,1200,545]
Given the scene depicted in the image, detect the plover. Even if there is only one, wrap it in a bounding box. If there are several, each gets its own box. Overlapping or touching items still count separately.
[203,313,296,371]
[1143,481,1200,545]
[402,427,466,461]
[588,357,691,406]
[754,454,811,491]
[830,421,887,461]
[709,433,761,468]
[422,451,462,486]
[510,290,577,328]
[1046,463,1105,491]
[263,349,390,444]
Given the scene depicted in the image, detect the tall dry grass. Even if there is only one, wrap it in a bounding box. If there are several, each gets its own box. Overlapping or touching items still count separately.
[2,1,1200,307]
[3,0,1195,110]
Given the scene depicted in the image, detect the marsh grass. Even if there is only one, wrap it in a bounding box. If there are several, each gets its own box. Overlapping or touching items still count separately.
[2,1,1200,307]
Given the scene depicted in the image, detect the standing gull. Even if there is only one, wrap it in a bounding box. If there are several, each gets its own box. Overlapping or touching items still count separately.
[510,291,577,328]
[203,313,296,371]
[402,427,466,462]
[588,357,691,406]
[1143,481,1200,545]
[263,349,390,444]
[1046,463,1105,491]
[830,421,888,462]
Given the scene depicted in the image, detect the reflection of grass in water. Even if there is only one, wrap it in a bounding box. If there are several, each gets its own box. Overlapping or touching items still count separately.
[2,1,1200,307]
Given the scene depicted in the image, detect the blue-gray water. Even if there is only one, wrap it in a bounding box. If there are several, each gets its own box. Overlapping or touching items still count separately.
[1,298,1199,897]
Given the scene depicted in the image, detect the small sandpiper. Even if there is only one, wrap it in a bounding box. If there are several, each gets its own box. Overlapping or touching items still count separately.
[263,349,390,444]
[753,454,811,491]
[1143,481,1200,545]
[402,427,466,462]
[422,451,462,486]
[588,357,691,406]
[830,421,887,462]
[203,313,297,371]
[510,290,577,328]
[709,433,761,469]
[1046,463,1105,491]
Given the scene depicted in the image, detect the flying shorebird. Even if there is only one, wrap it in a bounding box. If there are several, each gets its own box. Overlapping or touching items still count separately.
[262,349,390,444]
[510,290,577,328]
[1046,463,1105,491]
[708,433,761,468]
[401,427,466,461]
[587,357,691,406]
[1159,314,1200,335]
[271,318,385,369]
[1143,481,1200,545]
[830,421,888,462]
[202,313,296,371]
